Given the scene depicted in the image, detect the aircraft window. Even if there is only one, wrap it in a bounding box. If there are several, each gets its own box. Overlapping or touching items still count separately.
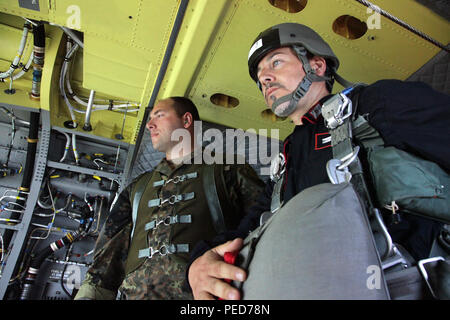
[210,93,240,108]
[332,15,368,40]
[268,0,308,13]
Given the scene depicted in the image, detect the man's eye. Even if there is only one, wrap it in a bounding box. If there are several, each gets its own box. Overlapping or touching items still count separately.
[273,60,281,67]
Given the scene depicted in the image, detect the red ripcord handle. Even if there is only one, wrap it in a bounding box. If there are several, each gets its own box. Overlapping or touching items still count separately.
[218,251,239,300]
[224,251,237,266]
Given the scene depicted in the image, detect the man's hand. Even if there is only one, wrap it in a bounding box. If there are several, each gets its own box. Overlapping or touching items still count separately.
[188,238,246,300]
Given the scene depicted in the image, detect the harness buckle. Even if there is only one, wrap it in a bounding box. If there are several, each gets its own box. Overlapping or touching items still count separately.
[153,172,198,187]
[167,195,178,205]
[270,153,286,182]
[148,192,195,208]
[326,147,360,184]
[418,256,445,299]
[322,93,353,130]
[145,214,192,231]
[138,244,190,259]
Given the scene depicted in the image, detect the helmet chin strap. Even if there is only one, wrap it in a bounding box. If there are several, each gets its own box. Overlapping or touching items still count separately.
[270,75,312,117]
[269,46,332,117]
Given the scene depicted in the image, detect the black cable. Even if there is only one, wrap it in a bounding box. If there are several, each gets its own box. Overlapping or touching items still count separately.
[20,232,79,300]
[60,243,73,299]
[354,0,450,52]
[3,112,40,297]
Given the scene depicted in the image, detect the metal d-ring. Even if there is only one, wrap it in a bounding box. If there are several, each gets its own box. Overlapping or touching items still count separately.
[337,146,360,170]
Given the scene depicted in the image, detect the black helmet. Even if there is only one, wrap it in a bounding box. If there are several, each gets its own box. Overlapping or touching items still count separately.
[248,23,340,83]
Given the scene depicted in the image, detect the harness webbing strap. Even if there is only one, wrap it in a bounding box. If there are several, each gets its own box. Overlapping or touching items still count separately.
[152,172,198,187]
[203,165,227,234]
[148,192,195,207]
[130,173,153,239]
[322,88,374,209]
[138,243,190,259]
[270,178,284,214]
[144,214,192,231]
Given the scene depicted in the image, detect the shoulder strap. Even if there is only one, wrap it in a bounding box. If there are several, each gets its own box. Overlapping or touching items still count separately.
[322,87,374,210]
[202,164,227,234]
[130,172,154,239]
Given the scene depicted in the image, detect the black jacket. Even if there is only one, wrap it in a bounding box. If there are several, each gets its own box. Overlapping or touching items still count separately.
[188,79,450,273]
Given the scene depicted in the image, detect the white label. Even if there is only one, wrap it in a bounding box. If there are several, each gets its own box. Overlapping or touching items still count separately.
[248,39,263,61]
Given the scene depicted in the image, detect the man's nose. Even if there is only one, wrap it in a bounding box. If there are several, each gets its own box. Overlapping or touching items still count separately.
[146,119,155,131]
[259,70,275,88]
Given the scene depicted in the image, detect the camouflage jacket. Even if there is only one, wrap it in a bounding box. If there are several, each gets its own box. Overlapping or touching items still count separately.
[75,153,264,300]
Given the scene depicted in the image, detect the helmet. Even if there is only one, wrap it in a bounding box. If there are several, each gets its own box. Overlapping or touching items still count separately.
[248,23,339,83]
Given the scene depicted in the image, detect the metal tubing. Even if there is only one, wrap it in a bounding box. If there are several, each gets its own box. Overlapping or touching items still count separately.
[372,208,394,260]
[59,26,84,49]
[83,90,95,131]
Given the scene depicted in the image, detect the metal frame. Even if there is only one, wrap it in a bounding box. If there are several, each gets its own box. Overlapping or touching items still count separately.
[0,109,50,299]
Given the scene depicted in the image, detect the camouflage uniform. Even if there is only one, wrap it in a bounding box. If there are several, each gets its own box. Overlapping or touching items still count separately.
[75,152,264,300]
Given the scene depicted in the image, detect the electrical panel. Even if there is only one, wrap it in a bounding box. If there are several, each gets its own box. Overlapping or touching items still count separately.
[0,12,136,300]
[0,107,129,299]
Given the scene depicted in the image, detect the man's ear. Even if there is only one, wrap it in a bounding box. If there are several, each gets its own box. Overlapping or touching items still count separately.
[310,56,327,77]
[183,112,193,128]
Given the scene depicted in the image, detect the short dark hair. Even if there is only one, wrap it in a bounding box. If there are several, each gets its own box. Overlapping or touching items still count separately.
[168,96,200,121]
